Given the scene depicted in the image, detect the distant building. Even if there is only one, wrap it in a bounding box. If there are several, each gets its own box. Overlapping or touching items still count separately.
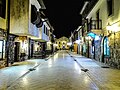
[55,36,69,50]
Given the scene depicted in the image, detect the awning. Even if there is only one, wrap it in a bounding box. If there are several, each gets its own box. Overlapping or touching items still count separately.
[87,32,101,40]
[87,32,96,38]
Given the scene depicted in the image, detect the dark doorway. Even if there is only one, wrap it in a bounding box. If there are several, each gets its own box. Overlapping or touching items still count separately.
[14,42,20,62]
[31,44,34,58]
[43,43,46,51]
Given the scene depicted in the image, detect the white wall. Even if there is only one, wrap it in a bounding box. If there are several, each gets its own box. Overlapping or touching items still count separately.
[10,0,41,38]
[39,22,50,42]
[29,0,41,37]
[87,0,120,30]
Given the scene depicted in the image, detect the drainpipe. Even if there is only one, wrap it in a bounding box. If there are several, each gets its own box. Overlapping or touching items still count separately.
[6,0,10,67]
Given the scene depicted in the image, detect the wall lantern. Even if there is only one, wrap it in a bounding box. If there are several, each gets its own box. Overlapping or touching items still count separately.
[106,23,111,31]
[67,42,72,46]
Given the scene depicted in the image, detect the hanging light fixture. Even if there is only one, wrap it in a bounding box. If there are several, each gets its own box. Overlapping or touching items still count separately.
[106,23,111,31]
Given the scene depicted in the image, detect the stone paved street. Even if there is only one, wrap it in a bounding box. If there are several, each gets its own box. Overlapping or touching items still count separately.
[0,59,45,90]
[0,50,120,90]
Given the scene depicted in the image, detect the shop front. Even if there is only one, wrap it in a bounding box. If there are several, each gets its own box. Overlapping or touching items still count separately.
[0,29,6,68]
[87,32,102,61]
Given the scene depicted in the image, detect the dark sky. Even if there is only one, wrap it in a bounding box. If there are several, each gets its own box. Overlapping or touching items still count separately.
[43,0,84,38]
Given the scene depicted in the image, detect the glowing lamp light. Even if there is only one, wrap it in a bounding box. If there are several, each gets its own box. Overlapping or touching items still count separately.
[107,23,120,32]
[95,36,100,41]
[67,42,72,46]
[106,23,111,31]
[47,41,52,44]
[54,44,58,46]
[112,24,120,32]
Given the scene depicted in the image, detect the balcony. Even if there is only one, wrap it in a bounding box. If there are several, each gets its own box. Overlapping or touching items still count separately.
[88,20,102,35]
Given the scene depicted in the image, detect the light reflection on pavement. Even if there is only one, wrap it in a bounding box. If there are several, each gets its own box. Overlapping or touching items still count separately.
[0,50,120,90]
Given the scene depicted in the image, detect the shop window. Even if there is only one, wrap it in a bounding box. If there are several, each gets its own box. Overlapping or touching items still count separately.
[0,40,5,60]
[45,27,47,35]
[107,0,113,16]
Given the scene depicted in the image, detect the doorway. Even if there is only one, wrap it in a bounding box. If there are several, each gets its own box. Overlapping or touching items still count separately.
[101,36,110,63]
[14,42,20,62]
[31,44,34,58]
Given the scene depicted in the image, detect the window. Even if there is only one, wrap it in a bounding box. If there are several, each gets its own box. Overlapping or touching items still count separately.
[107,0,113,16]
[0,0,6,18]
[47,30,49,36]
[45,27,47,35]
[44,25,46,33]
[31,5,37,24]
[46,28,48,35]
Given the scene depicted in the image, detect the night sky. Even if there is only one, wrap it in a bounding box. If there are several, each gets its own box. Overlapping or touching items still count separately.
[43,0,85,38]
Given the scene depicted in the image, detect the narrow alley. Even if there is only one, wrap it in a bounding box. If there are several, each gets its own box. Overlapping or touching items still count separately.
[0,50,120,90]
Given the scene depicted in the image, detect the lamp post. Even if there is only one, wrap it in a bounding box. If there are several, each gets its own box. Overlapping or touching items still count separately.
[6,0,10,66]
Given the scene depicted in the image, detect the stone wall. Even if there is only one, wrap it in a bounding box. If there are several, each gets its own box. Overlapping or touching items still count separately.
[108,32,120,69]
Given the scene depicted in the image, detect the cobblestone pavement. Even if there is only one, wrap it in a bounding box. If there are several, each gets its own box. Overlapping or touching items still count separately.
[0,50,120,90]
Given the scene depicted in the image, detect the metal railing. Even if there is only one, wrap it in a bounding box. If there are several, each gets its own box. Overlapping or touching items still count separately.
[88,20,102,31]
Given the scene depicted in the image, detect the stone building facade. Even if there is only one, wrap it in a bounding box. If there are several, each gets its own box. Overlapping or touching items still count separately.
[81,0,120,68]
